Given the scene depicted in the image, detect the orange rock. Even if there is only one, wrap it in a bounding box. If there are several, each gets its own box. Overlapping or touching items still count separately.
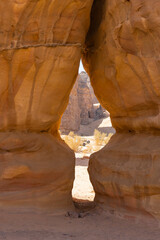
[84,0,160,220]
[0,131,75,213]
[0,0,93,212]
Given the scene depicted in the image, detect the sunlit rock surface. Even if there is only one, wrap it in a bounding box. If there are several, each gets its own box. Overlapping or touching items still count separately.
[0,0,93,213]
[0,0,160,220]
[84,0,160,220]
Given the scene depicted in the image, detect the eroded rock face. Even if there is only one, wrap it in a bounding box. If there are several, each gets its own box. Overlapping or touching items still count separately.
[89,133,160,219]
[78,72,95,125]
[0,132,74,213]
[1,0,160,220]
[84,0,160,219]
[60,72,102,133]
[60,80,81,133]
[0,0,93,212]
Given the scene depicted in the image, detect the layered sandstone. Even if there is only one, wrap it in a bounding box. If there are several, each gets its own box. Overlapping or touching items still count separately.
[1,0,160,220]
[0,0,93,212]
[89,133,160,219]
[0,132,75,213]
[84,0,160,219]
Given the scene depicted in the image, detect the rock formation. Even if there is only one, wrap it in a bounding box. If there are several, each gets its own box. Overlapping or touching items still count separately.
[77,72,95,125]
[83,0,160,220]
[0,0,93,213]
[60,72,105,133]
[87,77,99,105]
[0,0,160,220]
[60,80,81,133]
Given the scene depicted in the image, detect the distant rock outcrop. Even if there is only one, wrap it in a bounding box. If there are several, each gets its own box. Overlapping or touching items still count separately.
[60,80,81,133]
[77,72,95,125]
[60,72,105,133]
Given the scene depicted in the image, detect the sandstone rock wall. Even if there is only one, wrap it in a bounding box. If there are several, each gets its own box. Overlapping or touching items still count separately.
[0,0,93,133]
[0,0,93,213]
[0,0,160,220]
[83,0,160,220]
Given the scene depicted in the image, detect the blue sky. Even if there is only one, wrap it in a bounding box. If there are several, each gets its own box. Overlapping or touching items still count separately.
[79,60,85,73]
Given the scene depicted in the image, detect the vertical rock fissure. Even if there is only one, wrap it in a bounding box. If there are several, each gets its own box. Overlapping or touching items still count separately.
[86,0,106,41]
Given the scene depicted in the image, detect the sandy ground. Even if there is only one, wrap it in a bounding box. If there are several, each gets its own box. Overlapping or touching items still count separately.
[72,158,95,201]
[0,208,160,240]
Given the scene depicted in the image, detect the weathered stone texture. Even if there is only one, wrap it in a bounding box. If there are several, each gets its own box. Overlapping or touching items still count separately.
[77,72,95,125]
[60,71,104,133]
[0,0,160,220]
[0,132,74,212]
[0,0,93,212]
[84,0,160,219]
[60,80,81,133]
[89,133,160,219]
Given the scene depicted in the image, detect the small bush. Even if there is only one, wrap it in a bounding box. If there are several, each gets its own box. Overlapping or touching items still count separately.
[62,130,113,154]
[94,129,113,146]
[94,129,107,146]
[104,133,113,144]
[68,131,75,138]
[64,132,81,152]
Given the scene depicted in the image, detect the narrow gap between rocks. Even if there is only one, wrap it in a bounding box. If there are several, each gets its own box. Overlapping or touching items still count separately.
[60,60,115,211]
